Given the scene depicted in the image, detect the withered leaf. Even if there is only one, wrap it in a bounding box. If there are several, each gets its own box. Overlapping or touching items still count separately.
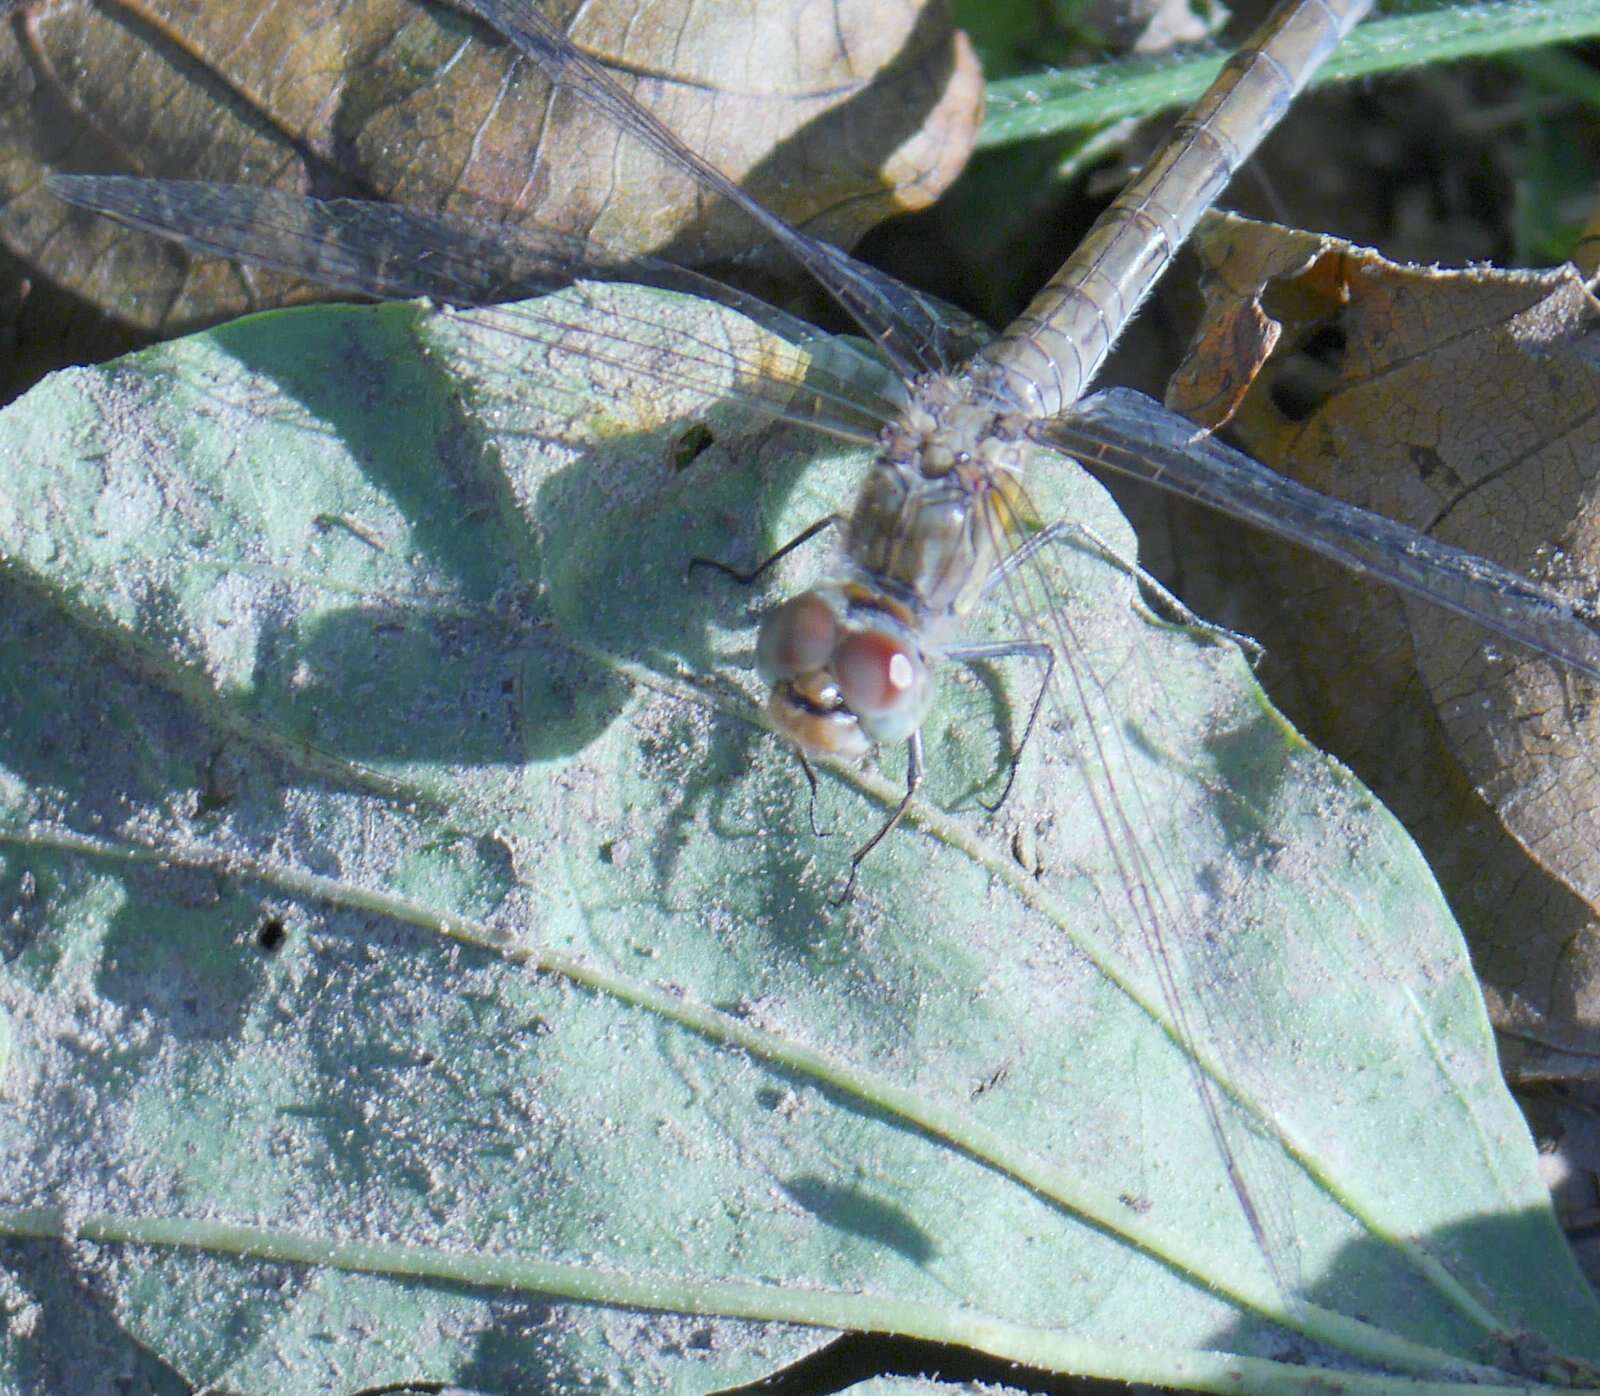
[1169,209,1600,1076]
[1,0,980,333]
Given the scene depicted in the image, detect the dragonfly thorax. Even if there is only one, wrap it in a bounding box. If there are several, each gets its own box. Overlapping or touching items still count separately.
[844,378,1036,626]
[885,374,1030,478]
[755,586,934,760]
[755,380,1037,762]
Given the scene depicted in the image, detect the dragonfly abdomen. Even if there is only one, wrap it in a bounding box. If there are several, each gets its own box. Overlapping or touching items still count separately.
[973,0,1371,420]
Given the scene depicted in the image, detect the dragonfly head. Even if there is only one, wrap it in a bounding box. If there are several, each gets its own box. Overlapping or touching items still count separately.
[756,590,933,759]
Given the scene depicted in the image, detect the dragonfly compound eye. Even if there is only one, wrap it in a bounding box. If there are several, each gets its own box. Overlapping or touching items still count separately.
[834,629,931,743]
[756,592,838,684]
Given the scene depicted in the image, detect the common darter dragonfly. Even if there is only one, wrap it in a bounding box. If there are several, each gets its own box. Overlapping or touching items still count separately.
[36,0,1600,1389]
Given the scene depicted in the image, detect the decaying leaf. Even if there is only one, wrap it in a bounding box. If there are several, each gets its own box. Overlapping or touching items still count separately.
[0,0,980,332]
[1168,208,1600,1077]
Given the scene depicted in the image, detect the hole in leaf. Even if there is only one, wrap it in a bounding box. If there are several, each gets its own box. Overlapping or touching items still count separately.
[668,421,715,471]
[1269,321,1347,422]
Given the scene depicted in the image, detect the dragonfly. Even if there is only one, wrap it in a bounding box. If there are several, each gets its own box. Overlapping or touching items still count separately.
[44,0,1600,1381]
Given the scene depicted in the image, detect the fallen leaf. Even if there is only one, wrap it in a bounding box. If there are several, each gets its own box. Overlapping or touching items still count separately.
[1169,209,1600,1078]
[1,0,980,332]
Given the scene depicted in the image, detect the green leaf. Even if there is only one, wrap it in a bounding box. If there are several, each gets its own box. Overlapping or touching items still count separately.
[0,286,1596,1394]
[976,0,1600,151]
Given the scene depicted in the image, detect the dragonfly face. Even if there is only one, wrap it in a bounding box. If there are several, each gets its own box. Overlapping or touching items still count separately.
[757,586,933,757]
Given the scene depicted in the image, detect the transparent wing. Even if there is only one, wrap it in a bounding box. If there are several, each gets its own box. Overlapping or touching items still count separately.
[972,482,1317,1310]
[1034,388,1600,681]
[446,0,992,378]
[964,445,1559,1361]
[47,175,903,445]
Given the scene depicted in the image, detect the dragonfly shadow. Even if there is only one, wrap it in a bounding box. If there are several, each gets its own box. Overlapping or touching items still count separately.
[192,303,838,776]
[192,295,874,939]
[6,276,884,995]
[780,1174,937,1267]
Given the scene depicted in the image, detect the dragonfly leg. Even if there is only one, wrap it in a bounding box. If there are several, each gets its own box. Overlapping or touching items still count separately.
[942,638,1054,814]
[795,748,830,840]
[833,730,924,904]
[988,519,1264,664]
[687,515,840,586]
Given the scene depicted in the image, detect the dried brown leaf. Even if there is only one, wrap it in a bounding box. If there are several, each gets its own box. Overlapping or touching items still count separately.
[1,0,980,332]
[1169,209,1600,1077]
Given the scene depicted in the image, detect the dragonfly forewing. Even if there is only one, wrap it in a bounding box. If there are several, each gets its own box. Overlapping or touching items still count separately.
[1040,390,1600,680]
[46,175,911,445]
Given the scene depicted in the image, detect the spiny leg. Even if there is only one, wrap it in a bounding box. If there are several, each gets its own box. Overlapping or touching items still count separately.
[943,637,1055,815]
[991,518,1262,661]
[687,515,840,586]
[950,513,1249,823]
[833,730,924,905]
[795,748,830,840]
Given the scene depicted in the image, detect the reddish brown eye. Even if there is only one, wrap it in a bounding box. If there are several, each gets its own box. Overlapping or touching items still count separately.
[834,630,918,720]
[756,593,838,684]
